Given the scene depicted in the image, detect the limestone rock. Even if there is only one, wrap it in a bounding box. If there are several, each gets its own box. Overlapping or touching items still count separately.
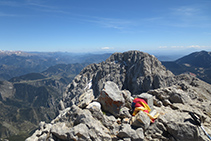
[58,100,65,111]
[117,124,143,141]
[135,128,145,141]
[73,106,112,141]
[63,51,175,107]
[51,122,70,140]
[118,125,144,141]
[131,111,151,129]
[122,89,133,109]
[77,89,94,108]
[166,122,198,141]
[86,101,101,111]
[67,123,91,141]
[148,85,191,107]
[25,130,42,141]
[97,81,125,117]
[119,107,131,118]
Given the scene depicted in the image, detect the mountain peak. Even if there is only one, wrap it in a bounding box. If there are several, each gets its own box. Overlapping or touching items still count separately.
[0,50,31,56]
[63,50,174,107]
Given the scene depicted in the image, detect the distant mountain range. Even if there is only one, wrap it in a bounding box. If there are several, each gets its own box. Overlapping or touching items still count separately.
[0,63,89,140]
[176,50,211,68]
[0,51,112,81]
[162,50,211,84]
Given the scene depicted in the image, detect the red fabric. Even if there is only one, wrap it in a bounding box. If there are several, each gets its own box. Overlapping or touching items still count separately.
[133,98,149,113]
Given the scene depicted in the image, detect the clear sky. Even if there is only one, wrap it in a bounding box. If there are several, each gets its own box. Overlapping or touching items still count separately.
[0,0,211,54]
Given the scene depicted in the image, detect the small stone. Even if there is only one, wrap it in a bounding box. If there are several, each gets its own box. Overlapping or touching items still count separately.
[119,107,131,118]
[86,101,101,111]
[162,99,171,106]
[59,100,65,110]
[122,118,130,124]
[131,111,151,129]
[117,118,122,124]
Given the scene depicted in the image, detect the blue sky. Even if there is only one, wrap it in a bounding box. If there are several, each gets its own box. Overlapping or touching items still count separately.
[0,0,211,54]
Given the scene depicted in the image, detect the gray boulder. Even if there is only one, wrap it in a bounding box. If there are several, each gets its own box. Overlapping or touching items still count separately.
[72,106,112,141]
[51,122,70,140]
[117,124,144,141]
[148,86,191,106]
[145,105,211,141]
[131,111,151,129]
[97,81,125,117]
[119,107,131,118]
[166,122,198,141]
[77,89,94,108]
[86,101,101,111]
[67,123,91,141]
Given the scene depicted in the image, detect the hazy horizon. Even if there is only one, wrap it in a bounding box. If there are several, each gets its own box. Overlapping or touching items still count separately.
[1,0,211,54]
[1,48,209,62]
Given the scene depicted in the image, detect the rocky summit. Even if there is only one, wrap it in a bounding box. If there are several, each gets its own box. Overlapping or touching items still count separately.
[26,51,211,141]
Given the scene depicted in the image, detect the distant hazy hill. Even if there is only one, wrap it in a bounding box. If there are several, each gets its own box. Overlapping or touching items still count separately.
[162,50,211,84]
[175,50,211,68]
[0,51,112,80]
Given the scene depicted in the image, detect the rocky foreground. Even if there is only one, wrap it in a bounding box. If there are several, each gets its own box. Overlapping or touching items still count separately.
[26,51,211,141]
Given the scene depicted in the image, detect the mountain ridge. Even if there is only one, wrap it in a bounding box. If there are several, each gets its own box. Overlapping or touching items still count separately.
[162,50,211,84]
[175,50,211,68]
[0,51,112,81]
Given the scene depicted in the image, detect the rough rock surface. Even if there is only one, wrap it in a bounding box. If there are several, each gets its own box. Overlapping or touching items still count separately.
[98,81,125,117]
[63,51,175,107]
[27,51,211,141]
[131,110,151,129]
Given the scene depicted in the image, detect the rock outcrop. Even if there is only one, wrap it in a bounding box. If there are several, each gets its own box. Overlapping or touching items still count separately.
[63,51,174,107]
[27,51,211,141]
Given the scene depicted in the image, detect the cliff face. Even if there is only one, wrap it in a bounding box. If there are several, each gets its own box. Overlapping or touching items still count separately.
[27,51,211,141]
[63,51,175,107]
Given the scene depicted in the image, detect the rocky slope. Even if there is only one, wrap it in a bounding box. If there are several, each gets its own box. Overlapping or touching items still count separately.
[26,51,211,141]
